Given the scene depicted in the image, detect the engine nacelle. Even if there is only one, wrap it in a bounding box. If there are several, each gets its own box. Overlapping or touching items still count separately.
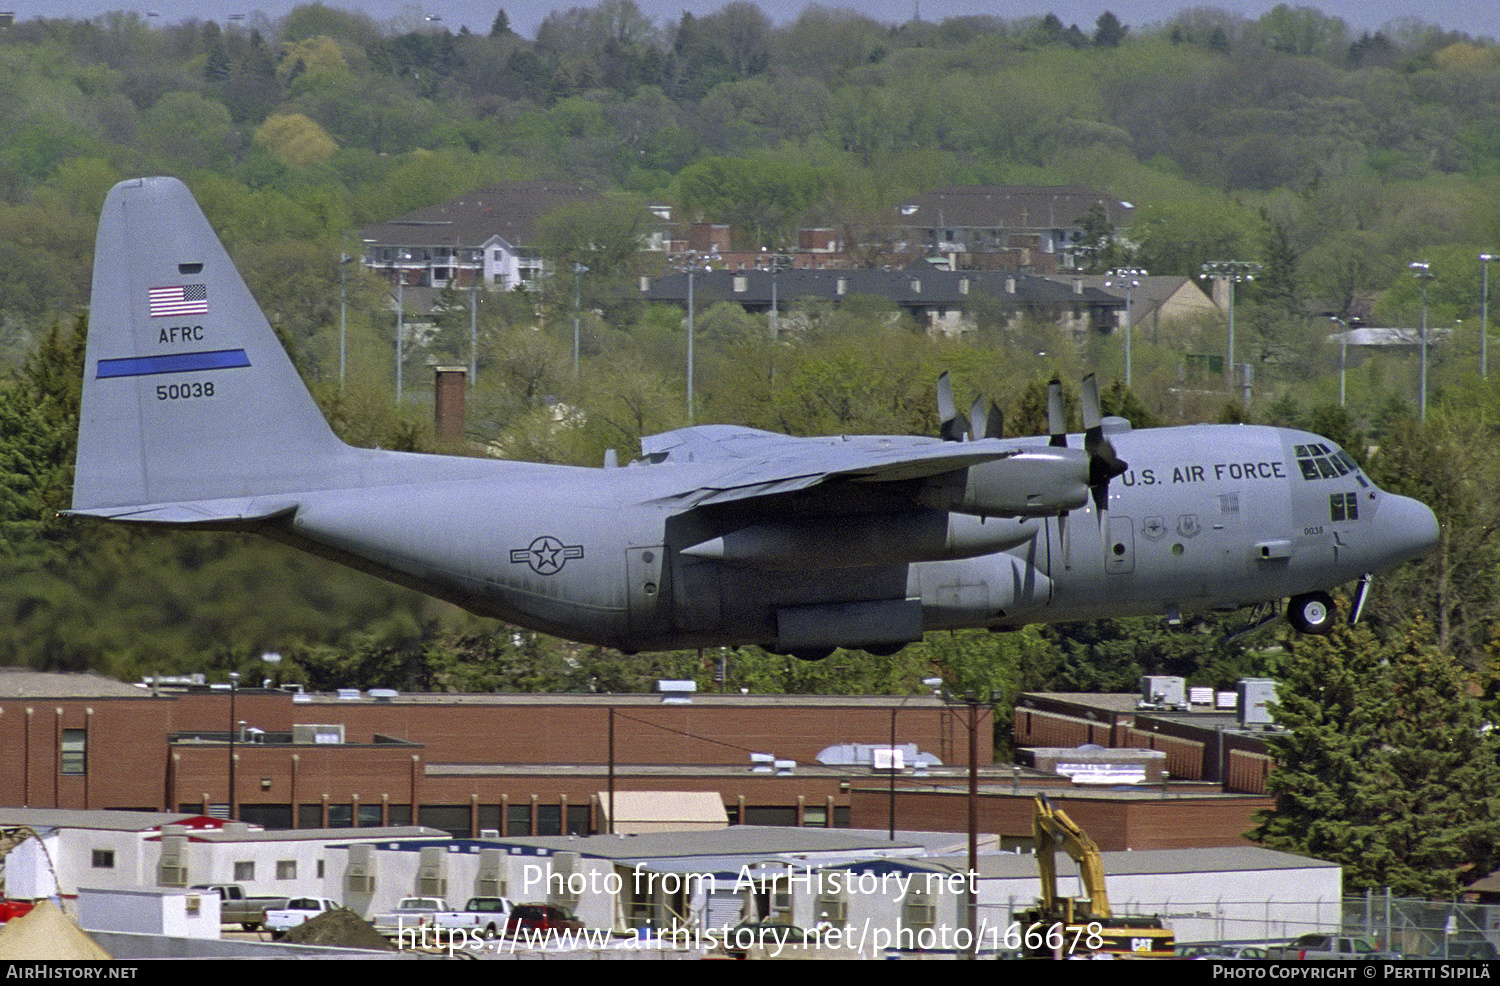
[681,511,1039,570]
[922,446,1091,517]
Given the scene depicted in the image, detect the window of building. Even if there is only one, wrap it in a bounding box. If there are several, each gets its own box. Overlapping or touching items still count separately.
[61,729,86,775]
[238,804,292,830]
[417,805,472,839]
[233,861,254,882]
[92,849,115,869]
[277,860,297,880]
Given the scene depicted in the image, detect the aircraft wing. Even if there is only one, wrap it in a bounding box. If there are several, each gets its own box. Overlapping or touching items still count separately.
[640,425,1018,509]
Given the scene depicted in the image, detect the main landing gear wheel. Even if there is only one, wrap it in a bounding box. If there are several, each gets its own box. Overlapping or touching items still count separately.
[1287,591,1336,635]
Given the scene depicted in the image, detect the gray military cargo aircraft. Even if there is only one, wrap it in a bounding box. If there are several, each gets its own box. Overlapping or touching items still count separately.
[68,177,1439,659]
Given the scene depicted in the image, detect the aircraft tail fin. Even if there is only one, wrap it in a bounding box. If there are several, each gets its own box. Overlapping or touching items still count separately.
[72,177,348,515]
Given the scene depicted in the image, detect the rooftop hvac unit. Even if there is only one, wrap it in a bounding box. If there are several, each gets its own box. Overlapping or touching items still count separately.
[1139,675,1186,710]
[1237,678,1278,726]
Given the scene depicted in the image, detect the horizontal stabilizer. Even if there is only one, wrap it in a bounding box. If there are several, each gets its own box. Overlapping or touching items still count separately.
[66,499,297,527]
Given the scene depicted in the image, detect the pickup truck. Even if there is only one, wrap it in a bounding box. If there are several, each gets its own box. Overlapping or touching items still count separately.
[264,897,340,938]
[434,897,514,939]
[373,896,448,936]
[1268,934,1398,960]
[192,884,287,931]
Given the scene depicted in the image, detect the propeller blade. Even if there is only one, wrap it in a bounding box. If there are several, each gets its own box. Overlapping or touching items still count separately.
[969,398,987,441]
[1081,374,1128,517]
[1081,373,1103,434]
[937,372,969,442]
[1047,379,1067,448]
[1059,511,1071,571]
[982,400,1004,439]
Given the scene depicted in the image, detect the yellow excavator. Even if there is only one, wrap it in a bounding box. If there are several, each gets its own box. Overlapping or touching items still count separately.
[1018,795,1175,959]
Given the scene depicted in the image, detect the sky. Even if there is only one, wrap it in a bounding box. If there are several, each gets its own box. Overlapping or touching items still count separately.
[21,0,1500,44]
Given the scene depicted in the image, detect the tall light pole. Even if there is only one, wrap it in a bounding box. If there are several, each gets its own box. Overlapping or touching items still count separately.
[678,258,709,422]
[395,278,405,405]
[1329,316,1348,407]
[888,678,944,841]
[1481,254,1495,380]
[687,265,696,422]
[1411,261,1434,421]
[1105,268,1146,387]
[935,685,994,960]
[1200,261,1261,394]
[571,263,589,381]
[227,671,239,821]
[469,283,479,384]
[338,250,353,389]
[761,250,791,338]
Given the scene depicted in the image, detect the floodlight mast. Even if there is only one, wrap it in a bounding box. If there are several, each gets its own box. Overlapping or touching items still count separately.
[1481,254,1494,380]
[1105,268,1147,386]
[1411,261,1434,421]
[1200,261,1261,398]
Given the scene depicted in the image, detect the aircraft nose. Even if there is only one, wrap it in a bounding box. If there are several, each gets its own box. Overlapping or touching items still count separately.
[1374,493,1439,566]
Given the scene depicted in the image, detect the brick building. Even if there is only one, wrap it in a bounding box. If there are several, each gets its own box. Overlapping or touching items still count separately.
[0,671,969,838]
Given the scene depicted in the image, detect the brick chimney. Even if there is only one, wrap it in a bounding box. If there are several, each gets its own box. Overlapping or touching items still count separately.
[433,365,466,444]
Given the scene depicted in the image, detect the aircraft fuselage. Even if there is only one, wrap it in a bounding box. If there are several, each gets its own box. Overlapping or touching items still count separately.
[267,422,1434,654]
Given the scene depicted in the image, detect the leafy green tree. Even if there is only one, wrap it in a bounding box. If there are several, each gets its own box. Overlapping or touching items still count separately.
[1252,620,1500,895]
[1365,412,1500,662]
[1092,12,1128,48]
[0,316,84,528]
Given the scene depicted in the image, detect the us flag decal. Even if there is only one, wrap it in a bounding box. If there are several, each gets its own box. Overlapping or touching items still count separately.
[148,284,208,318]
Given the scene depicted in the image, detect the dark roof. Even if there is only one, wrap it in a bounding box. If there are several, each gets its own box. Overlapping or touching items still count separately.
[896,185,1134,231]
[642,265,1124,310]
[359,180,600,248]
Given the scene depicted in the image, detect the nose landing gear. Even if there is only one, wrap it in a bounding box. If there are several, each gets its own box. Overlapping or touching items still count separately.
[1287,590,1336,635]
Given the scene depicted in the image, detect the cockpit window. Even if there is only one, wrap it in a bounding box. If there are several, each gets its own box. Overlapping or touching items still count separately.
[1296,445,1361,482]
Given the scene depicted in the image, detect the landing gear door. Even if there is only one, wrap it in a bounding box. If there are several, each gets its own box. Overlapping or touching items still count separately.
[626,546,669,636]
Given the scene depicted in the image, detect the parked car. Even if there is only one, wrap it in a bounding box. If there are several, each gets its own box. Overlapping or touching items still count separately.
[505,903,584,936]
[720,919,818,959]
[1268,934,1396,960]
[264,897,340,938]
[0,898,35,923]
[191,884,287,931]
[373,896,448,935]
[434,897,514,939]
[1179,943,1269,960]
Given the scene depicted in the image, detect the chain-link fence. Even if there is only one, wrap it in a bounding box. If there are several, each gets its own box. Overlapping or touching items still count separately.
[1342,891,1500,960]
[1050,891,1500,956]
